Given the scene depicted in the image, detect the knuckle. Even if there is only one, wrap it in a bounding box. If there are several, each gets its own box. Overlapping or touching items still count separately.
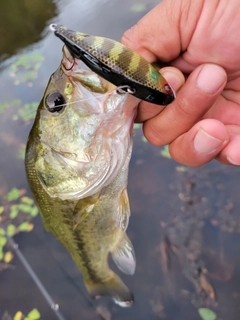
[121,24,140,48]
[143,121,170,146]
[173,96,196,119]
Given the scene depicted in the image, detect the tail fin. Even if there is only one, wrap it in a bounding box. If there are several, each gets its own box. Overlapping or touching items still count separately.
[84,272,134,307]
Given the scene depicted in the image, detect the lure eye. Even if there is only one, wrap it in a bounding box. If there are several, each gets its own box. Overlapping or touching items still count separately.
[45,91,65,113]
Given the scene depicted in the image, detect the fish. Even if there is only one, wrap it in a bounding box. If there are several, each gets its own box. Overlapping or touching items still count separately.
[50,24,175,106]
[25,45,139,307]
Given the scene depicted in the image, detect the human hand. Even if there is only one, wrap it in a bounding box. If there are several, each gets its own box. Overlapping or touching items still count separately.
[121,0,240,166]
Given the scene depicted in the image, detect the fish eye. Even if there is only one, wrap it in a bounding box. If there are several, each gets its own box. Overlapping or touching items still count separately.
[45,91,65,113]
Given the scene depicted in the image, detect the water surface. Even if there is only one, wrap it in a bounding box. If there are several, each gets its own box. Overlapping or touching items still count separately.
[1,1,240,319]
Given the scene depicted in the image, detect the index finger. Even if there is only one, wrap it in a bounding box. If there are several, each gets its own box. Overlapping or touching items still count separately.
[135,66,185,122]
[121,0,202,62]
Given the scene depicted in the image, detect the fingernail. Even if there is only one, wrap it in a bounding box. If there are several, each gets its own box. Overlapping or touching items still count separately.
[194,128,225,154]
[227,156,240,165]
[161,68,185,91]
[197,64,226,94]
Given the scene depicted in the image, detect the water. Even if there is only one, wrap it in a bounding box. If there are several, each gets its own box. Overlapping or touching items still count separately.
[1,1,240,319]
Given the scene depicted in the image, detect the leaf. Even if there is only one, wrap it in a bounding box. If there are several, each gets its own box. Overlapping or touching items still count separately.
[18,144,26,160]
[13,311,23,320]
[198,308,217,320]
[26,308,41,319]
[4,251,14,263]
[0,248,3,260]
[0,99,21,115]
[0,228,5,236]
[141,135,148,143]
[7,224,16,237]
[11,53,44,72]
[18,102,38,122]
[0,236,7,247]
[176,166,187,172]
[21,197,34,205]
[160,145,172,159]
[17,203,38,217]
[18,222,34,232]
[0,206,4,214]
[133,123,141,129]
[18,203,34,214]
[10,205,19,219]
[7,188,21,201]
[130,4,146,13]
[30,206,38,217]
[10,53,44,85]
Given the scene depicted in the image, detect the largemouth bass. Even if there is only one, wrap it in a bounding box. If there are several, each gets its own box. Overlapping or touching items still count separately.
[25,45,139,307]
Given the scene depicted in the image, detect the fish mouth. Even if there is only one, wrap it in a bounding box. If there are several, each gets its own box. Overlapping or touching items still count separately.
[60,45,116,95]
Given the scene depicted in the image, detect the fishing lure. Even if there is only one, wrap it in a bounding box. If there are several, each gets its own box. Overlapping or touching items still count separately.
[50,24,175,106]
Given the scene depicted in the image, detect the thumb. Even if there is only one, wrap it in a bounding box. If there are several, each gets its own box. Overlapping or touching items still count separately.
[121,0,202,63]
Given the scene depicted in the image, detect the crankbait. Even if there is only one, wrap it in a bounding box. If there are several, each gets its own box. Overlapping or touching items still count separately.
[50,24,175,106]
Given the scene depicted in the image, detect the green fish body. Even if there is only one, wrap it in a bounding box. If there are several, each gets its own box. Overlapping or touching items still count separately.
[25,46,138,306]
[50,24,175,106]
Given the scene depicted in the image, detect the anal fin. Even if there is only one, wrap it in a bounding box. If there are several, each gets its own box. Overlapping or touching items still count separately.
[111,233,136,275]
[84,271,134,307]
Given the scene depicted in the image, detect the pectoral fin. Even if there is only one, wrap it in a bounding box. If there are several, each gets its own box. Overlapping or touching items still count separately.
[73,196,99,229]
[116,188,130,232]
[111,233,136,275]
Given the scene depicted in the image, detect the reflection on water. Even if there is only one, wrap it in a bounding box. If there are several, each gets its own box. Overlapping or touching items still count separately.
[0,0,57,62]
[1,0,240,319]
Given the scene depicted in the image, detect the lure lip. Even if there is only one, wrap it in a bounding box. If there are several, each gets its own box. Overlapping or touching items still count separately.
[50,24,176,106]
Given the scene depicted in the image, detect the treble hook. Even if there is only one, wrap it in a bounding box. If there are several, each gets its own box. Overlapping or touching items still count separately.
[116,85,136,95]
